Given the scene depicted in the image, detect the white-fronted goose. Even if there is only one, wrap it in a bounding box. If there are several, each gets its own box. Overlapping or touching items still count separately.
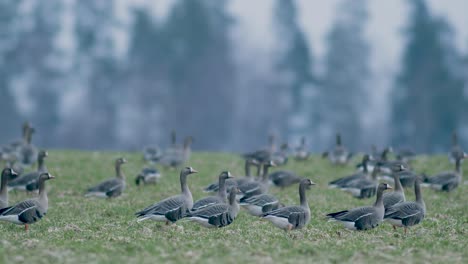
[135,167,161,186]
[1,168,18,208]
[8,150,48,192]
[143,146,162,163]
[329,155,371,189]
[239,192,281,217]
[327,183,392,230]
[449,132,463,164]
[238,161,276,200]
[262,179,315,231]
[385,177,425,233]
[136,167,197,224]
[271,143,289,166]
[383,164,406,211]
[192,171,232,211]
[85,158,127,198]
[269,170,302,189]
[356,147,392,172]
[294,136,310,161]
[186,186,240,228]
[159,136,193,168]
[15,126,38,167]
[338,165,380,199]
[422,152,466,192]
[322,133,352,165]
[0,172,55,231]
[203,159,257,193]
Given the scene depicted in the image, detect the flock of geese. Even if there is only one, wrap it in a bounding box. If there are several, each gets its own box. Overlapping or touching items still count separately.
[0,124,465,234]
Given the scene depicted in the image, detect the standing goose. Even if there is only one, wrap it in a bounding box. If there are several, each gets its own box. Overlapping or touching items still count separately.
[136,167,197,224]
[0,172,55,231]
[329,155,372,189]
[269,170,302,189]
[271,143,289,166]
[135,167,161,186]
[385,177,426,233]
[326,183,393,230]
[203,159,257,193]
[294,136,310,161]
[262,179,315,231]
[159,136,193,168]
[322,133,352,165]
[383,164,406,211]
[238,161,276,200]
[16,126,38,167]
[8,150,48,192]
[1,168,18,208]
[186,186,240,228]
[85,158,127,198]
[422,152,466,192]
[192,171,232,211]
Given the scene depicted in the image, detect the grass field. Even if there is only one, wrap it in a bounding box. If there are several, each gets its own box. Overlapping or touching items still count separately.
[0,151,467,263]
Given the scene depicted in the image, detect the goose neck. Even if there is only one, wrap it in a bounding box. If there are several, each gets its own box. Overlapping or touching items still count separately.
[115,163,124,179]
[455,159,462,175]
[299,184,308,207]
[0,173,8,197]
[218,176,227,201]
[180,172,191,196]
[393,173,404,191]
[414,180,423,204]
[374,188,385,207]
[245,161,252,178]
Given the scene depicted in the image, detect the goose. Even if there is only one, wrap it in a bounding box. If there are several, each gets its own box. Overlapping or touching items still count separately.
[322,133,352,165]
[1,168,18,209]
[85,158,127,198]
[271,143,289,166]
[329,154,371,189]
[243,135,277,165]
[269,170,302,189]
[203,159,258,193]
[356,147,392,172]
[383,164,406,211]
[1,122,31,160]
[136,167,197,224]
[326,183,392,230]
[192,171,232,211]
[238,161,276,200]
[378,161,416,188]
[4,157,23,179]
[422,152,466,192]
[449,132,463,164]
[143,146,162,163]
[338,165,380,199]
[135,167,161,186]
[15,127,38,167]
[186,186,240,228]
[239,192,281,217]
[262,179,315,231]
[385,177,425,234]
[396,148,416,163]
[0,172,55,231]
[8,150,48,192]
[294,136,310,161]
[159,136,193,168]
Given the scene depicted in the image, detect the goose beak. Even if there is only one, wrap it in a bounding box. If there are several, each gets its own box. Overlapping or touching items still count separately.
[227,171,233,178]
[49,175,56,179]
[387,185,392,190]
[191,169,198,174]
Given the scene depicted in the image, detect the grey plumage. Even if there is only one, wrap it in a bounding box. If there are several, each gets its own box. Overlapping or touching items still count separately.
[422,152,466,192]
[323,133,352,165]
[383,165,406,211]
[240,193,281,216]
[338,165,380,199]
[135,167,161,186]
[8,150,48,192]
[192,171,232,211]
[269,170,302,188]
[329,155,371,188]
[203,159,257,193]
[85,158,127,198]
[1,168,18,208]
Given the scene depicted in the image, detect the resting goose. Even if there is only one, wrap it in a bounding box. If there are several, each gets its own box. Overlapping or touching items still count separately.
[269,170,302,189]
[322,133,352,165]
[85,158,127,198]
[0,172,55,231]
[8,150,48,192]
[294,137,310,161]
[136,167,197,224]
[385,177,425,233]
[203,159,257,193]
[329,154,371,189]
[422,152,466,192]
[262,179,315,231]
[383,164,406,211]
[135,167,161,186]
[1,168,18,208]
[238,161,275,200]
[186,186,240,228]
[192,171,232,211]
[327,183,392,230]
[338,165,380,199]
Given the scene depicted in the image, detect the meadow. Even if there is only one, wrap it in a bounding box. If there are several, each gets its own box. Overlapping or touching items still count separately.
[0,151,466,263]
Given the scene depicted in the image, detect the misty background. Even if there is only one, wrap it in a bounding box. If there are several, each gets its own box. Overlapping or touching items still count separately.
[0,0,467,153]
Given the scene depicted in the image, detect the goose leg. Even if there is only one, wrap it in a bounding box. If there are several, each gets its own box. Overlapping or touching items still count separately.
[392,225,396,231]
[25,224,29,231]
[404,227,407,235]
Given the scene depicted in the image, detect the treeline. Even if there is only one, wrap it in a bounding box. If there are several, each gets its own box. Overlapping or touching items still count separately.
[0,0,466,152]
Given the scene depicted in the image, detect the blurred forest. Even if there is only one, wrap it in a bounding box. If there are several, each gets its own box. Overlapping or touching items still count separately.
[0,0,467,152]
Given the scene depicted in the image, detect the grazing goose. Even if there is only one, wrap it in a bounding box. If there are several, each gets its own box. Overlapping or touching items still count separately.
[383,164,406,211]
[1,168,18,209]
[0,172,55,231]
[135,167,161,186]
[329,155,371,189]
[338,165,380,199]
[15,127,38,167]
[203,159,257,193]
[326,183,392,230]
[186,186,240,228]
[449,132,463,164]
[85,158,127,198]
[269,170,302,189]
[238,161,276,200]
[422,152,466,192]
[262,179,315,231]
[136,167,197,224]
[294,137,310,161]
[8,150,48,192]
[192,171,232,211]
[322,133,352,165]
[385,177,425,233]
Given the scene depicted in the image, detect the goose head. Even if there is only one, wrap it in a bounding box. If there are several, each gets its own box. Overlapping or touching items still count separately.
[1,168,18,181]
[300,178,316,190]
[391,163,407,173]
[39,172,55,181]
[39,150,48,159]
[183,167,198,175]
[115,157,127,166]
[219,171,232,180]
[377,183,392,192]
